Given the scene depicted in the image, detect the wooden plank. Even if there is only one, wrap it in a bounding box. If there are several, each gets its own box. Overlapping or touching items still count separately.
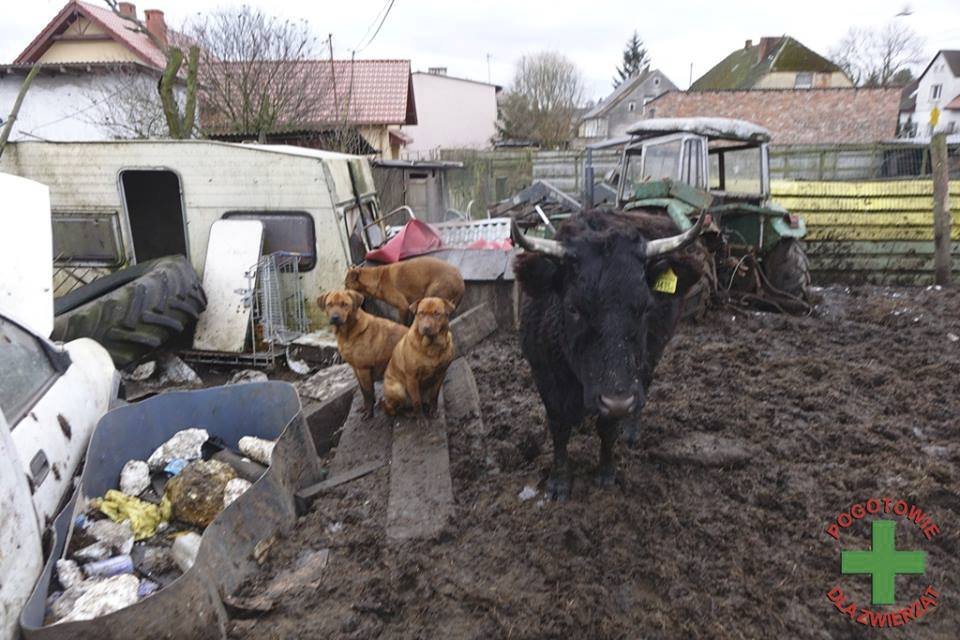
[806,227,960,241]
[804,213,938,226]
[809,255,944,271]
[771,180,960,197]
[805,240,960,255]
[449,303,498,357]
[775,196,935,212]
[193,219,263,352]
[386,400,453,542]
[328,387,393,477]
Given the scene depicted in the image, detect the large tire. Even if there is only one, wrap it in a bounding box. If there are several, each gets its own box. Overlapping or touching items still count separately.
[763,239,812,300]
[52,256,207,369]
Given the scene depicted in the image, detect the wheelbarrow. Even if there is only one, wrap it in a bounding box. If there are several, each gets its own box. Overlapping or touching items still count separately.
[19,381,340,640]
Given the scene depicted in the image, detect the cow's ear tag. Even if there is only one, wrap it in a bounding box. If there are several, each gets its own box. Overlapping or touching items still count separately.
[653,267,678,294]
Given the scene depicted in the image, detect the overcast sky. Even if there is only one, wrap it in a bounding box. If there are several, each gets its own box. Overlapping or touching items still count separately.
[3,0,959,101]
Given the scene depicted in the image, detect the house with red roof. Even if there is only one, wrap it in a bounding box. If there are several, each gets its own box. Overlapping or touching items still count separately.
[0,1,183,140]
[202,58,418,159]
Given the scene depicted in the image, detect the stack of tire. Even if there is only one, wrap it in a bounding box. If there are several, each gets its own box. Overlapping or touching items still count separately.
[52,256,207,369]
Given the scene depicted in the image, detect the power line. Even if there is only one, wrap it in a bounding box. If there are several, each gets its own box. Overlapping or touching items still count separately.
[353,0,391,52]
[353,0,396,54]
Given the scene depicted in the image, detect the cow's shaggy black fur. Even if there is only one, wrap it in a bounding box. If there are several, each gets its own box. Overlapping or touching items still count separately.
[514,208,705,500]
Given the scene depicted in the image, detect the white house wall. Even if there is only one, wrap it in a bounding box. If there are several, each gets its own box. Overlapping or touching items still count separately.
[403,73,498,154]
[911,52,960,137]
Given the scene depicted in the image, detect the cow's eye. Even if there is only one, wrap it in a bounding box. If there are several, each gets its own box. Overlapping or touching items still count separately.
[565,303,582,321]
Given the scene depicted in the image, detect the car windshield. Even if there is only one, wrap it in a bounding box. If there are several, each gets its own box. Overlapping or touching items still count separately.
[709,146,763,194]
[622,139,683,196]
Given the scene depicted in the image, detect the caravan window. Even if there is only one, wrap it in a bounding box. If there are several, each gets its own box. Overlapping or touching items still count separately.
[52,212,124,266]
[222,211,316,270]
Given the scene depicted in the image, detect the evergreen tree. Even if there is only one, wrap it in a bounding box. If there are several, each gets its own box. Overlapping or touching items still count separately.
[614,31,650,88]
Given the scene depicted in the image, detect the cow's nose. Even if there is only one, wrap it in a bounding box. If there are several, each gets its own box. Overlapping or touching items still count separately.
[598,394,636,418]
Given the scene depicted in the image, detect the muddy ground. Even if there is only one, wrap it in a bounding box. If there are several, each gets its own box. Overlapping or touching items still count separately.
[229,285,960,639]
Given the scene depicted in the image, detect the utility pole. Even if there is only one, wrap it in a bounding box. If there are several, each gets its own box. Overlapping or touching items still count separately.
[689,62,693,87]
[931,131,953,285]
[486,53,492,84]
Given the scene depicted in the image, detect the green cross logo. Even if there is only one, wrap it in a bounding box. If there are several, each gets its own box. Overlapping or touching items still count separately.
[841,519,925,605]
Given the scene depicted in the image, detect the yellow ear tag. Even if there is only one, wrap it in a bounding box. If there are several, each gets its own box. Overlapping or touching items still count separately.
[653,267,678,294]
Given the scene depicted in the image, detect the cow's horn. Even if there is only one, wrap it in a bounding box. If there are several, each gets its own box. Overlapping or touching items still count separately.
[645,209,707,258]
[511,219,567,258]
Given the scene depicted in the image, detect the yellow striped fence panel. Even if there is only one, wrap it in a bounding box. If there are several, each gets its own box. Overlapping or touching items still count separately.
[770,180,958,285]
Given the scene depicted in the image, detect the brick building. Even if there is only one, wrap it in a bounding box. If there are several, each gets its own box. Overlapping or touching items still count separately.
[643,88,901,145]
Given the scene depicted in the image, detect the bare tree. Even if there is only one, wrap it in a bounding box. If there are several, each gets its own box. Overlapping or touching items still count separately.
[497,52,584,149]
[81,64,174,139]
[829,22,925,87]
[0,65,39,158]
[103,0,198,138]
[186,7,322,142]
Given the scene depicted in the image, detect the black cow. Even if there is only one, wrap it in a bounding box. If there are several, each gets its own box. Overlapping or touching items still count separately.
[513,208,706,500]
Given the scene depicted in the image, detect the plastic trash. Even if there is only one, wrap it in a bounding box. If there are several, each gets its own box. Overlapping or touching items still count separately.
[119,460,151,496]
[55,559,84,590]
[165,460,237,527]
[94,490,172,540]
[147,428,210,471]
[163,458,189,476]
[202,436,268,482]
[518,486,538,501]
[171,532,202,573]
[57,575,139,624]
[73,542,111,562]
[83,555,134,578]
[223,478,253,508]
[137,579,159,599]
[86,519,135,555]
[238,436,275,466]
[227,369,269,385]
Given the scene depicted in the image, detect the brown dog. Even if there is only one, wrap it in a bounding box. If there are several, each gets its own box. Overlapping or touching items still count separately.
[381,297,456,417]
[345,257,465,322]
[319,289,407,418]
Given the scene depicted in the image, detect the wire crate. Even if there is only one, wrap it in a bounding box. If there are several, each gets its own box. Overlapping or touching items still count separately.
[245,252,307,355]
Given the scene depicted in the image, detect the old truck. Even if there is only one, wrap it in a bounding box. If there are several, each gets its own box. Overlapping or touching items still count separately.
[609,117,812,309]
[508,117,814,312]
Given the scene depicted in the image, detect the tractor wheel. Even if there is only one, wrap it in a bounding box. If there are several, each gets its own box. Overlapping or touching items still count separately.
[763,239,812,301]
[52,256,207,369]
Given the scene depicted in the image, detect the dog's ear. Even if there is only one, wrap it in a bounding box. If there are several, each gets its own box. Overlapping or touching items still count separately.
[317,292,328,308]
[408,299,421,317]
[442,299,455,315]
[347,290,364,309]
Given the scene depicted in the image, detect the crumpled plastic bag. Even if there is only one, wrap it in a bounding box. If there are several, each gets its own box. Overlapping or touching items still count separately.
[93,490,172,540]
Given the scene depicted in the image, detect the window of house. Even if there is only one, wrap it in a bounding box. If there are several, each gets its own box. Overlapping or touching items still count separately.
[654,77,660,86]
[931,84,942,100]
[627,101,636,112]
[222,211,316,270]
[794,72,813,88]
[52,212,123,266]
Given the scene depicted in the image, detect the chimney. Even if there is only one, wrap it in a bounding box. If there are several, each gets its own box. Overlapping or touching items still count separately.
[118,2,136,18]
[744,39,752,50]
[758,37,778,62]
[144,9,167,47]
[428,67,447,76]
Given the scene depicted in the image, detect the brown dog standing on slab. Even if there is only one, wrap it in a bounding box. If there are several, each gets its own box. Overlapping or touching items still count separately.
[345,256,465,322]
[319,289,406,418]
[381,297,456,418]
